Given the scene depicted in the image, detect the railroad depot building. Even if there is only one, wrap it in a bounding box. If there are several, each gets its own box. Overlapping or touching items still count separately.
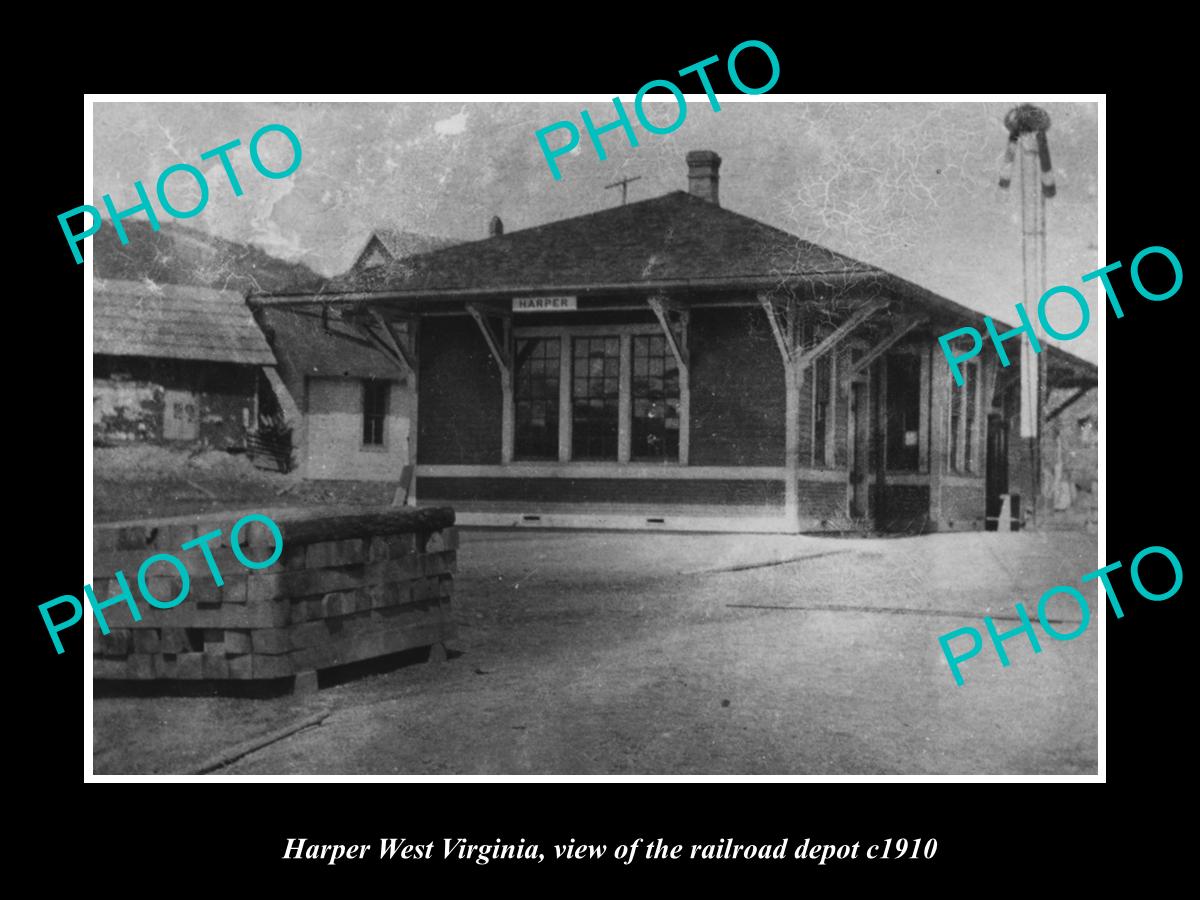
[255,151,1097,534]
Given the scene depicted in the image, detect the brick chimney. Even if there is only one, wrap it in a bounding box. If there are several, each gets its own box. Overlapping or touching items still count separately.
[686,150,721,205]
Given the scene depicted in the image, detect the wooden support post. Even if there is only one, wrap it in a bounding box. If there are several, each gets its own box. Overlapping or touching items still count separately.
[348,315,408,374]
[344,309,419,495]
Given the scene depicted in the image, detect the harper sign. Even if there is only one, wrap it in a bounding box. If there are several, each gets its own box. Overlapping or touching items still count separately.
[513,296,577,312]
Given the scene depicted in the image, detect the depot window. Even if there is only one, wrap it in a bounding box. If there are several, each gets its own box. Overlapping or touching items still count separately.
[811,352,835,467]
[362,380,388,447]
[886,354,921,471]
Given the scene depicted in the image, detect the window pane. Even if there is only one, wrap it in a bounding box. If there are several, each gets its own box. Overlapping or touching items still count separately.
[572,337,620,459]
[886,354,920,471]
[514,338,560,459]
[631,334,680,461]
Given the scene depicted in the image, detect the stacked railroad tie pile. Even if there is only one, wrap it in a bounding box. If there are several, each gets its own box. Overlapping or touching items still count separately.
[92,506,458,684]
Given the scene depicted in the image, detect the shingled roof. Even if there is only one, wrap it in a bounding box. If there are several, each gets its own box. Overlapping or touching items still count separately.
[371,229,458,259]
[94,279,277,365]
[325,191,876,295]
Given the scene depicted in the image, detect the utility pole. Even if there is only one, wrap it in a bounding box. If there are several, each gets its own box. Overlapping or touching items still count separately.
[999,104,1055,528]
[604,175,642,205]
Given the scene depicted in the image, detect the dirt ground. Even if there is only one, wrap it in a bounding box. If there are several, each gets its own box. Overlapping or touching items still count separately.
[92,528,1099,775]
[93,445,396,522]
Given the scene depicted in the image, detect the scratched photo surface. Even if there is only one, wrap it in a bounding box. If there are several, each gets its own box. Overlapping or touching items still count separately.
[90,101,1099,775]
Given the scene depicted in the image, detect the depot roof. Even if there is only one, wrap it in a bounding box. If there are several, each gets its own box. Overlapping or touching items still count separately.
[94,278,277,366]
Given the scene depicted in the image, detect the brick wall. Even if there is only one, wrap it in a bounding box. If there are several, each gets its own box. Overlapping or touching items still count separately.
[91,507,457,682]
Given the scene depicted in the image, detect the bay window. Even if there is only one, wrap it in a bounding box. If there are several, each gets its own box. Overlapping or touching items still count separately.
[511,324,686,464]
[513,338,560,459]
